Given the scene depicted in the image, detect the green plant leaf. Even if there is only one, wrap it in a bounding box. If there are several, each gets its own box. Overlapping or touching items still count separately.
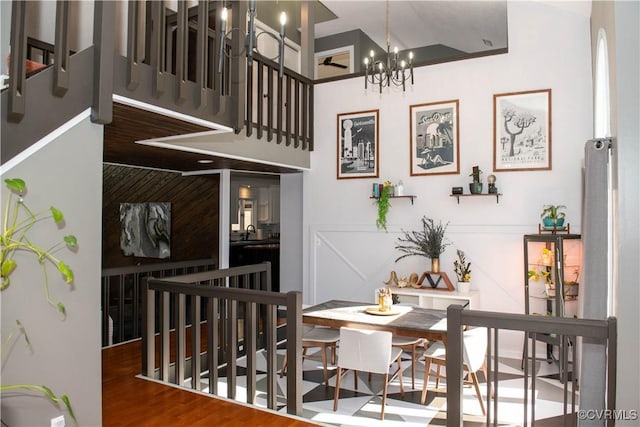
[57,261,74,283]
[61,394,77,424]
[64,235,78,248]
[5,178,26,194]
[41,385,56,401]
[57,302,67,316]
[50,206,64,222]
[1,259,17,277]
[16,320,30,346]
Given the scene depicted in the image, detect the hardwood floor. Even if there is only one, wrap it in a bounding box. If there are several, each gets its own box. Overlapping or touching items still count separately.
[102,340,317,426]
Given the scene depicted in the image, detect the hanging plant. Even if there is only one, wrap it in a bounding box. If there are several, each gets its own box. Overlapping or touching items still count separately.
[376,184,391,231]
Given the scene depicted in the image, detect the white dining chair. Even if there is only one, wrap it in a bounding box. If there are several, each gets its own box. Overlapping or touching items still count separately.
[280,326,340,386]
[333,327,404,420]
[420,327,488,415]
[392,336,425,389]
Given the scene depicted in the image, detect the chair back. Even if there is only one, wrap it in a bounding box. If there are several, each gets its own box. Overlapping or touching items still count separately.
[462,327,488,373]
[337,327,393,374]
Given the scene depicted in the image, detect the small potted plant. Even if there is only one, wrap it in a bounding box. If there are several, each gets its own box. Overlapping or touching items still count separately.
[469,165,483,194]
[541,204,566,228]
[395,216,450,273]
[453,249,472,294]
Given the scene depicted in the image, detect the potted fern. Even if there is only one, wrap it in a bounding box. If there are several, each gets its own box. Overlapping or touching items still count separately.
[395,216,449,273]
[1,178,77,424]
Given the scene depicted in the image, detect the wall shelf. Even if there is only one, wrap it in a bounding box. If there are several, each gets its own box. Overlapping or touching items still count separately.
[370,195,417,205]
[450,193,502,204]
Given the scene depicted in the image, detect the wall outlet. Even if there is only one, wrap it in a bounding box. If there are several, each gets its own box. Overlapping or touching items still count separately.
[51,415,65,427]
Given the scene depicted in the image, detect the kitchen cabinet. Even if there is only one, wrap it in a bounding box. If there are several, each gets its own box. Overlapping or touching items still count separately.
[258,185,280,223]
[230,241,280,292]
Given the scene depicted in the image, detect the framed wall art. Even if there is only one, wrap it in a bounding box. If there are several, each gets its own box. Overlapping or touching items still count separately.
[120,202,171,259]
[493,89,552,171]
[409,100,460,176]
[337,109,379,179]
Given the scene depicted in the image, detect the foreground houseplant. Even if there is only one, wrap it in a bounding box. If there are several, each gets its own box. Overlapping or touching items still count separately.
[395,216,449,272]
[453,249,472,294]
[1,178,77,423]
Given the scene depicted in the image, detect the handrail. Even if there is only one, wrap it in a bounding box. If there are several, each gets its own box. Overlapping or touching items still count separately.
[141,265,303,416]
[446,305,617,426]
[101,258,217,346]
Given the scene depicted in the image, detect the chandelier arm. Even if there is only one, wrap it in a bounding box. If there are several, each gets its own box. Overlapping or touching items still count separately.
[362,0,414,92]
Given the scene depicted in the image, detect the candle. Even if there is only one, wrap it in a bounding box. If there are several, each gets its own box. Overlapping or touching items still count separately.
[364,57,369,89]
[220,7,227,34]
[279,12,286,38]
[409,52,414,84]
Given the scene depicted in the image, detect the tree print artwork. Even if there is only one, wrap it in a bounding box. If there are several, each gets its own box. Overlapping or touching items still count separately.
[493,89,551,171]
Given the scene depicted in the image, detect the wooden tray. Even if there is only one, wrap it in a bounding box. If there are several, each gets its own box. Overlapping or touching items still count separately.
[365,307,400,316]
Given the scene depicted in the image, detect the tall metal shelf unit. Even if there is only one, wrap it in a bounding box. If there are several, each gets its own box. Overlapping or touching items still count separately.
[523,232,582,382]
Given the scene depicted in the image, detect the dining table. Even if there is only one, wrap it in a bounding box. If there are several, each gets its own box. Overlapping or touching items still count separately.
[302,299,449,343]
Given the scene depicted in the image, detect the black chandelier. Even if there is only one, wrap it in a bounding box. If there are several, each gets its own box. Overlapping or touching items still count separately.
[363,0,414,93]
[218,0,287,77]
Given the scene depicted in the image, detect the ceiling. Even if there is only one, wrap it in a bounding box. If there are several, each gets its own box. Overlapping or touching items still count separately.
[315,0,508,56]
[104,104,300,174]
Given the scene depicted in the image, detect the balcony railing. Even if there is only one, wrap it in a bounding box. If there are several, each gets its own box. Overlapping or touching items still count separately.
[2,0,314,165]
[142,263,303,416]
[446,305,617,426]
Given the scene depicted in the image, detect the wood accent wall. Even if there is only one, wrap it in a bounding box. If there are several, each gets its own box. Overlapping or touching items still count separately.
[102,164,219,268]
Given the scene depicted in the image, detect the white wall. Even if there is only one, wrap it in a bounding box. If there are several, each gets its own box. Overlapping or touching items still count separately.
[612,0,640,420]
[304,1,592,356]
[0,113,103,426]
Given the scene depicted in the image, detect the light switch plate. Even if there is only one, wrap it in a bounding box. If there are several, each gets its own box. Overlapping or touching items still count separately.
[51,415,65,427]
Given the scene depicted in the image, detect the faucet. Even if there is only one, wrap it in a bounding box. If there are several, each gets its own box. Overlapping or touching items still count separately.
[244,224,256,240]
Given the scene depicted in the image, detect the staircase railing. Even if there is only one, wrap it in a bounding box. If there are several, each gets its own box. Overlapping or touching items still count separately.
[446,305,617,426]
[101,258,217,347]
[142,263,303,416]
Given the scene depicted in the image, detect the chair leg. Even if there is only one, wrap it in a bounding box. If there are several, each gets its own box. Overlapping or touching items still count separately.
[421,357,431,404]
[333,366,343,412]
[381,372,389,420]
[435,364,441,388]
[470,371,486,416]
[280,353,287,378]
[411,344,417,389]
[397,356,404,397]
[354,370,358,390]
[320,343,328,386]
